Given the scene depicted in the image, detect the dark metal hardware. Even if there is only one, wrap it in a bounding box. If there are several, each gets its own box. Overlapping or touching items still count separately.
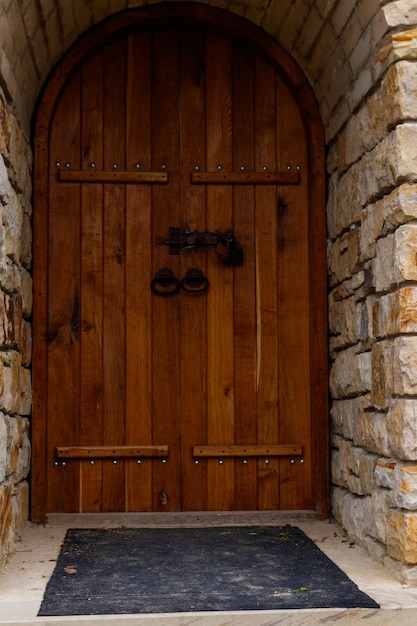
[150,267,180,296]
[157,227,237,255]
[215,236,243,265]
[180,268,209,294]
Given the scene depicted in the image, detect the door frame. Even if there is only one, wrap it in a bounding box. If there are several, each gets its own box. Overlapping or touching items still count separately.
[31,2,328,522]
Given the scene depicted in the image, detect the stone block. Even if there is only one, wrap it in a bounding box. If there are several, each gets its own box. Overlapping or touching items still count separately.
[341,492,373,541]
[370,488,395,543]
[20,267,32,318]
[382,2,417,30]
[328,272,365,302]
[18,366,31,416]
[329,228,361,286]
[384,555,417,587]
[387,510,417,564]
[374,233,395,293]
[361,202,385,263]
[394,463,417,510]
[330,485,347,526]
[330,397,365,440]
[13,479,28,536]
[330,346,371,399]
[328,165,362,239]
[20,211,32,268]
[353,410,391,457]
[0,351,21,415]
[331,447,346,488]
[0,481,13,568]
[6,113,32,199]
[371,340,393,410]
[375,458,397,490]
[346,474,367,496]
[393,224,417,283]
[0,153,11,203]
[382,61,417,127]
[387,399,417,460]
[15,421,30,483]
[373,28,417,79]
[363,536,387,563]
[6,415,20,476]
[331,437,352,488]
[358,452,378,494]
[373,287,417,338]
[328,293,361,353]
[0,413,6,482]
[393,336,417,395]
[331,1,353,36]
[361,185,417,263]
[3,186,23,263]
[20,319,31,367]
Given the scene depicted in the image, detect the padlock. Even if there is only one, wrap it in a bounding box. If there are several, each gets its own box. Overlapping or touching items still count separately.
[215,238,230,261]
[225,238,243,265]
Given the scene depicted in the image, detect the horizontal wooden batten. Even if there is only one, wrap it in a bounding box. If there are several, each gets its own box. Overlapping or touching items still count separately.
[191,171,300,185]
[192,444,302,458]
[56,445,169,459]
[58,169,168,184]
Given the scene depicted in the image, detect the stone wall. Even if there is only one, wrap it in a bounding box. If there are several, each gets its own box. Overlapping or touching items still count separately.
[327,9,417,585]
[0,89,32,569]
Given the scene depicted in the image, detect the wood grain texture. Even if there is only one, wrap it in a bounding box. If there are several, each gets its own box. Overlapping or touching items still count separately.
[79,51,105,512]
[125,31,154,512]
[56,446,169,459]
[178,29,208,511]
[254,55,280,510]
[205,32,235,511]
[59,170,168,183]
[34,13,327,517]
[102,40,126,512]
[193,445,302,457]
[47,70,82,513]
[191,171,299,184]
[151,28,181,512]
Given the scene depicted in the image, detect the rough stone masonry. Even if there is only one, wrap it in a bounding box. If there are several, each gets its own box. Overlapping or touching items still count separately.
[1,0,417,586]
[0,90,32,570]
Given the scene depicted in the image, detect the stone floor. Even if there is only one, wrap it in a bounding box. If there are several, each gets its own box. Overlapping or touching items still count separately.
[1,511,417,625]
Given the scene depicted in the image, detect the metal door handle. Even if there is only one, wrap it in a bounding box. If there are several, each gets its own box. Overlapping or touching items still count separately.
[180,268,209,294]
[150,268,180,296]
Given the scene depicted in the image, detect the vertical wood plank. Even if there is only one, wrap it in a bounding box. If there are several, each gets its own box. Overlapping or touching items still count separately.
[232,43,258,510]
[102,40,126,511]
[275,76,312,509]
[151,28,181,511]
[254,55,280,510]
[79,50,104,512]
[179,28,208,511]
[205,32,235,511]
[47,71,81,512]
[125,31,153,511]
[32,132,49,521]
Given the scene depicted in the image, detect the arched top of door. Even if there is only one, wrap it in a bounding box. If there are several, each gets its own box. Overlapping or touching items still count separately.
[34,2,324,168]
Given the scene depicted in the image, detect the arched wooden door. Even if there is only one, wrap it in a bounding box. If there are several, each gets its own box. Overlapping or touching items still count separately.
[32,6,327,521]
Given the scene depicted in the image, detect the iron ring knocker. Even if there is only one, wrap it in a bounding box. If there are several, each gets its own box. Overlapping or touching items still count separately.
[151,267,181,296]
[180,268,210,294]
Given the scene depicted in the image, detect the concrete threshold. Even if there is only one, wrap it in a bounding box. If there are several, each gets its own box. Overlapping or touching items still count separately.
[1,511,417,625]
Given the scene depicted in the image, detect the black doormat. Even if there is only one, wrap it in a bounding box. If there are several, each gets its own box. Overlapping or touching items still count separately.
[38,526,379,616]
